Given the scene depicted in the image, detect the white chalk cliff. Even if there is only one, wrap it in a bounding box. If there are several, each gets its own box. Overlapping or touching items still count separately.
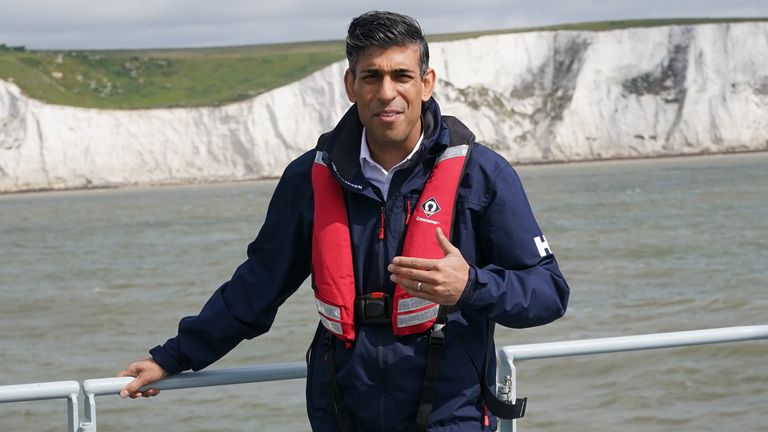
[2,22,768,192]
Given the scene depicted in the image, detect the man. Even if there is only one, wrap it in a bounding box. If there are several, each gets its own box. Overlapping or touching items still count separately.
[119,10,569,431]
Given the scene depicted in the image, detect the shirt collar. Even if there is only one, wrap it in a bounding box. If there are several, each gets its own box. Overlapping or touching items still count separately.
[359,128,424,175]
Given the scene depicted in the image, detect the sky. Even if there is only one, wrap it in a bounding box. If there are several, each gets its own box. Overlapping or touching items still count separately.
[1,0,767,50]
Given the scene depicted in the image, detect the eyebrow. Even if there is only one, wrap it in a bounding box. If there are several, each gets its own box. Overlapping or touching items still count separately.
[359,67,417,76]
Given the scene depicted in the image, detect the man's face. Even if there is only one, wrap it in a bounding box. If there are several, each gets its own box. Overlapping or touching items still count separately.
[344,45,436,151]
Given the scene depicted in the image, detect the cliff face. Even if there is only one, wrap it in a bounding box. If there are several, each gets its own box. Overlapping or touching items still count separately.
[2,23,768,192]
[430,23,768,163]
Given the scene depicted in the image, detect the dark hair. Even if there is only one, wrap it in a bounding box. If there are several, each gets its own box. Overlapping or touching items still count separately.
[346,11,429,77]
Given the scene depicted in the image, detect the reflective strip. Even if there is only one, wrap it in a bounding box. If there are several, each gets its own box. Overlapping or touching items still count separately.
[314,151,326,166]
[397,304,439,328]
[315,298,341,320]
[397,296,436,313]
[436,144,468,163]
[319,315,343,335]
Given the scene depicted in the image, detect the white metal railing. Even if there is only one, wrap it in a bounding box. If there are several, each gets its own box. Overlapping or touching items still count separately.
[79,362,306,432]
[0,325,766,432]
[0,380,81,432]
[495,325,768,432]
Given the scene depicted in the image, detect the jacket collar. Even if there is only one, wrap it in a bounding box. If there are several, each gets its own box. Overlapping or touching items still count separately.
[319,98,447,195]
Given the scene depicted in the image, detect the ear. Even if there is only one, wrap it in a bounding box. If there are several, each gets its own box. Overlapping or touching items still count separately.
[344,69,356,103]
[421,68,436,102]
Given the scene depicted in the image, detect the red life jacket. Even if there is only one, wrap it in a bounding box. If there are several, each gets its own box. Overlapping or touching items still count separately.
[311,143,469,344]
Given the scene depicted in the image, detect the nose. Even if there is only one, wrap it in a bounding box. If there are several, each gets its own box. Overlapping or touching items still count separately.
[377,76,397,102]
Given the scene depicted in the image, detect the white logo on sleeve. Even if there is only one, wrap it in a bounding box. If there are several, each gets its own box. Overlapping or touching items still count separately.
[534,235,552,257]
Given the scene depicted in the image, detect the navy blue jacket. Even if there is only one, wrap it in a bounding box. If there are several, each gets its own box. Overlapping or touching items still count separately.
[150,99,570,431]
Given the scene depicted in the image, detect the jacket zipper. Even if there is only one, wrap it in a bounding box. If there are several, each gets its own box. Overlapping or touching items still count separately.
[377,204,386,429]
[405,198,412,226]
[376,204,387,292]
[378,206,385,240]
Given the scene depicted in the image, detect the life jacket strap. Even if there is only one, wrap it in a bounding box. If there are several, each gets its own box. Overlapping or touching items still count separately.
[326,335,355,432]
[414,306,451,432]
[480,321,527,420]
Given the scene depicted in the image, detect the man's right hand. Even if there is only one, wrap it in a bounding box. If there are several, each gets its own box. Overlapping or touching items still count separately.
[117,357,168,398]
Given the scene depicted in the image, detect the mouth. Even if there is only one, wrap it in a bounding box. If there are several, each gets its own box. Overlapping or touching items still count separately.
[374,109,403,122]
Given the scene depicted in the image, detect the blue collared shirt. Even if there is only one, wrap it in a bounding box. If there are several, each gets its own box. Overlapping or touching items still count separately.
[359,128,423,199]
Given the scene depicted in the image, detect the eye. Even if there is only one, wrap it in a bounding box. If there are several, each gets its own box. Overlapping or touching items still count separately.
[359,72,380,83]
[394,72,415,83]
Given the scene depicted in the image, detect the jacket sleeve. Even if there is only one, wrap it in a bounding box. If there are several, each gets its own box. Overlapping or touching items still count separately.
[150,152,315,375]
[456,149,569,328]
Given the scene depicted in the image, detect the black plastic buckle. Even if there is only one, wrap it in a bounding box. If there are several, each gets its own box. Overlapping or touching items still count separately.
[354,292,391,325]
[429,323,446,349]
[513,397,527,418]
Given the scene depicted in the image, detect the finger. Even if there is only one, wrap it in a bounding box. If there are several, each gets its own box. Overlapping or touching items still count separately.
[117,368,138,398]
[389,273,410,287]
[435,227,458,255]
[143,388,161,397]
[399,279,438,302]
[120,376,146,398]
[391,274,439,299]
[389,267,442,290]
[391,256,438,270]
[388,263,431,282]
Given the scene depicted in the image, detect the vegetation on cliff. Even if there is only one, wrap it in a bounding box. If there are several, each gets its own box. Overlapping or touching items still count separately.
[0,18,765,109]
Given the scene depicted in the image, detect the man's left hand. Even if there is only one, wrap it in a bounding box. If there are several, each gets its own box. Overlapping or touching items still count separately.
[388,227,469,306]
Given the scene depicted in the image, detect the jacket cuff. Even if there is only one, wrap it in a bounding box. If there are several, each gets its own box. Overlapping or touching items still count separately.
[457,265,478,307]
[149,342,191,376]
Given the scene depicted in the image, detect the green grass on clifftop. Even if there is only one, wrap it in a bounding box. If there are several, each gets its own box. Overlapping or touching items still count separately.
[0,41,345,109]
[1,18,765,109]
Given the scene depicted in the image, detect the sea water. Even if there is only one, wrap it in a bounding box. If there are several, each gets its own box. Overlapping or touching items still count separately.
[1,152,766,431]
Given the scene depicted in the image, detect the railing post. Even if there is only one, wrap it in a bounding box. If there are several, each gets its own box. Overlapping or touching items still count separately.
[79,391,98,432]
[496,349,517,432]
[67,391,79,432]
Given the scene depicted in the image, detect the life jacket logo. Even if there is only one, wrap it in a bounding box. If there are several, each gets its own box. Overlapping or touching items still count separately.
[420,197,441,217]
